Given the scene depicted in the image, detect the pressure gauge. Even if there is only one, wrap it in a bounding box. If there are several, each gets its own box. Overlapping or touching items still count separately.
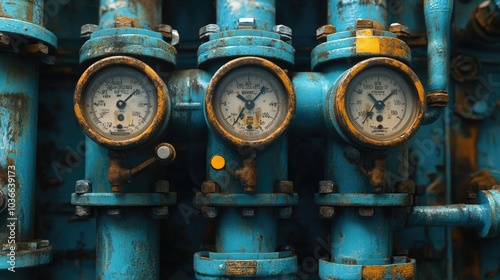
[74,56,168,149]
[333,57,425,148]
[205,57,295,148]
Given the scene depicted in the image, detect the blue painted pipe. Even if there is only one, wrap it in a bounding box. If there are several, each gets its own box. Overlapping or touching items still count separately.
[217,0,276,31]
[328,0,388,31]
[422,0,453,124]
[0,0,43,25]
[99,0,161,29]
[0,54,39,242]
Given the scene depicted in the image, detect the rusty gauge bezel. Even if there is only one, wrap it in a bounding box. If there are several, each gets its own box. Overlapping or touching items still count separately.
[74,56,168,150]
[333,57,425,149]
[205,57,296,149]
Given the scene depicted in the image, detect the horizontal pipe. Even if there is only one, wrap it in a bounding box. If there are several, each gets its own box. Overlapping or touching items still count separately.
[407,204,486,228]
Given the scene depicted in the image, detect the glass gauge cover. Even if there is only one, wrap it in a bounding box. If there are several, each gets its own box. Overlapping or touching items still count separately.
[334,58,425,148]
[74,56,168,149]
[206,57,295,148]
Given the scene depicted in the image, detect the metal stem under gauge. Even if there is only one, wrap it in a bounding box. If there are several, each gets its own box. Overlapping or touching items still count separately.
[74,56,169,149]
[205,56,296,149]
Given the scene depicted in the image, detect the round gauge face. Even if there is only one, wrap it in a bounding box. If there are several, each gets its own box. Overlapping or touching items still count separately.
[82,66,157,141]
[344,67,418,141]
[213,66,288,141]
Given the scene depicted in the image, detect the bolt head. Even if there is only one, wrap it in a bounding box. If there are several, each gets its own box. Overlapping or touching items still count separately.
[343,146,361,164]
[156,145,172,160]
[319,206,335,219]
[115,17,134,28]
[75,180,92,194]
[0,33,10,45]
[154,24,173,36]
[237,18,256,29]
[316,24,336,41]
[202,206,218,218]
[242,208,256,218]
[273,24,292,43]
[319,181,337,194]
[81,24,99,38]
[171,29,180,46]
[199,24,220,40]
[389,23,410,37]
[75,206,91,217]
[154,180,170,193]
[201,181,219,194]
[276,181,293,194]
[152,206,169,219]
[356,19,374,30]
[359,207,375,217]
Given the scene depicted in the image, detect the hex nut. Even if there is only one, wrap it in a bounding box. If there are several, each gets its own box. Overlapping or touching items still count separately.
[115,17,134,28]
[344,146,361,164]
[154,180,170,193]
[273,24,292,43]
[359,207,374,217]
[75,180,92,194]
[389,23,410,38]
[316,24,336,41]
[154,24,172,37]
[202,206,218,218]
[199,24,220,40]
[201,181,220,194]
[276,181,293,194]
[75,206,91,217]
[319,181,337,194]
[0,33,10,45]
[319,206,335,219]
[356,19,374,29]
[171,29,180,46]
[237,18,256,29]
[80,24,99,38]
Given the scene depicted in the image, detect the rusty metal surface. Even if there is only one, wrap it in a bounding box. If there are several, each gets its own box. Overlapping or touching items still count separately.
[205,56,296,149]
[74,56,169,150]
[99,0,161,29]
[333,57,425,149]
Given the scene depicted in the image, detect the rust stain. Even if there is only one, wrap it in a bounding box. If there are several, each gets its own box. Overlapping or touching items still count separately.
[362,262,415,280]
[0,93,29,147]
[226,260,257,276]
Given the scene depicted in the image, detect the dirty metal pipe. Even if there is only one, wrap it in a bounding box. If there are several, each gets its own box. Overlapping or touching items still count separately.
[216,0,276,31]
[422,0,453,124]
[0,54,39,243]
[328,0,388,32]
[0,0,44,25]
[99,0,161,29]
[407,204,485,228]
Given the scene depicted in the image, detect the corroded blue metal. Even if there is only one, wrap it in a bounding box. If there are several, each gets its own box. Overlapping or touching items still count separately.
[80,28,177,66]
[99,0,161,29]
[196,193,298,207]
[315,193,413,207]
[216,0,276,31]
[328,0,388,32]
[198,29,294,68]
[319,257,416,280]
[71,192,177,207]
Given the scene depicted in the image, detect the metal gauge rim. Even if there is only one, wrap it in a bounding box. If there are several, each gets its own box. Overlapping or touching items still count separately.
[334,57,425,149]
[205,56,296,149]
[74,56,168,150]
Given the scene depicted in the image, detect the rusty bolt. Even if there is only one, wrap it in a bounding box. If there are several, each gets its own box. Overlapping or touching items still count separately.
[152,206,169,219]
[75,206,91,217]
[80,24,99,39]
[154,24,172,38]
[276,181,293,194]
[389,23,410,39]
[0,33,10,45]
[199,24,220,41]
[319,181,337,194]
[115,17,134,28]
[273,24,292,44]
[359,207,374,217]
[201,181,220,194]
[107,208,123,218]
[75,180,92,194]
[316,24,336,41]
[344,146,361,164]
[201,206,218,218]
[23,43,49,55]
[237,18,256,29]
[154,180,170,193]
[241,207,256,218]
[319,206,335,219]
[396,180,416,195]
[277,206,293,219]
[356,19,374,30]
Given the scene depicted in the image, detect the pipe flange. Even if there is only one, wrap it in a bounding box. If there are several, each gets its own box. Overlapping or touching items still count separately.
[0,241,52,270]
[314,193,414,207]
[71,192,177,207]
[319,257,416,279]
[195,193,298,207]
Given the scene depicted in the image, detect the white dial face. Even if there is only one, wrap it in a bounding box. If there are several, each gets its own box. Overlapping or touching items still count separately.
[345,67,417,140]
[83,66,157,140]
[214,67,287,141]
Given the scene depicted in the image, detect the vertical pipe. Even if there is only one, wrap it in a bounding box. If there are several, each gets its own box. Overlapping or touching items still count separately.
[0,0,44,26]
[328,0,388,32]
[325,139,393,265]
[0,54,39,243]
[99,0,161,29]
[216,0,276,30]
[96,210,159,279]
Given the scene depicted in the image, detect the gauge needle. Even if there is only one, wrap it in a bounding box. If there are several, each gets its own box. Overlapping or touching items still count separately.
[233,107,245,126]
[237,94,248,103]
[124,89,139,102]
[381,91,396,104]
[252,86,266,102]
[362,104,376,125]
[368,93,378,104]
